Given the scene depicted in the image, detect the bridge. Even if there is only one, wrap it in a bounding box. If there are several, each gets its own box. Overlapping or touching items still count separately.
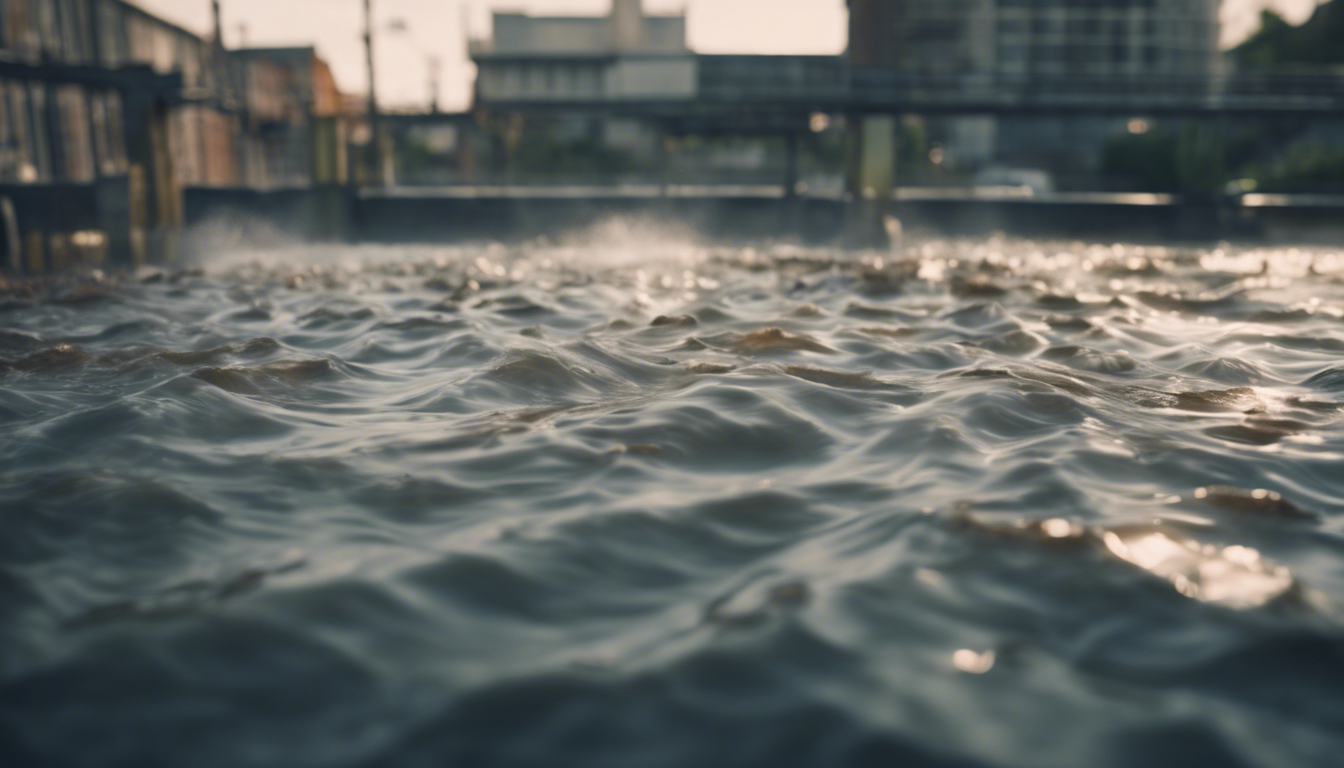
[474,55,1344,121]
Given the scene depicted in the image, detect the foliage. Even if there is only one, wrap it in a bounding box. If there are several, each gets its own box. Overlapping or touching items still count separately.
[1101,130,1182,192]
[1175,124,1229,200]
[1243,143,1344,192]
[1231,1,1344,67]
[512,135,635,179]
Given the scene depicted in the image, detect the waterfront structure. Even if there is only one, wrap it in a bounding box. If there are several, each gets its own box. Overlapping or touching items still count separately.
[0,1,350,271]
[849,0,1218,78]
[229,47,350,187]
[471,0,692,103]
[470,0,694,166]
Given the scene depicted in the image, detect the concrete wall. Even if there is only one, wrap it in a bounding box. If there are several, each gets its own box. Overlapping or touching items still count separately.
[180,187,1338,247]
[0,178,130,272]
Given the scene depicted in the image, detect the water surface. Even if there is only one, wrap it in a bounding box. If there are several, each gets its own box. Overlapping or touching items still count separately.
[3,232,1344,767]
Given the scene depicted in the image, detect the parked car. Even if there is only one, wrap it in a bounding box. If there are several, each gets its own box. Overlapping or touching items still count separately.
[972,167,1055,196]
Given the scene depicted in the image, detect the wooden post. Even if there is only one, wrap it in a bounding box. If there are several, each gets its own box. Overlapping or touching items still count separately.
[845,114,897,248]
[784,132,799,199]
[1,197,20,274]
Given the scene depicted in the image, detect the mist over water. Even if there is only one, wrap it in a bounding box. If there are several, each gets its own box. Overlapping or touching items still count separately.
[3,228,1344,767]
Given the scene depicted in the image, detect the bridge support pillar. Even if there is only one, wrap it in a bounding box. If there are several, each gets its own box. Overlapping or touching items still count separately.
[784,132,799,199]
[844,115,897,248]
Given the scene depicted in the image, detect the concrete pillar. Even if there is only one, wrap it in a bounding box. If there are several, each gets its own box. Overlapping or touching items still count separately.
[147,103,181,264]
[783,132,799,199]
[845,114,898,248]
[94,175,132,266]
[1,197,20,274]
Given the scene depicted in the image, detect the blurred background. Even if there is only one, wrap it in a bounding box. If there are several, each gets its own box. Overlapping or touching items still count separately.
[1,0,1343,270]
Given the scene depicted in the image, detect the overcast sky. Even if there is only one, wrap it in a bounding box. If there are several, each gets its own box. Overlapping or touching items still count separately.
[133,0,1325,111]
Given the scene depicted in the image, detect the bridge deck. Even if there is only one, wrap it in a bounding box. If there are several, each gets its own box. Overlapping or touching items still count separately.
[477,56,1344,118]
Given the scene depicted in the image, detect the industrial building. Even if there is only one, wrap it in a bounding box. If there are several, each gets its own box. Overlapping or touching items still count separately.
[0,0,351,270]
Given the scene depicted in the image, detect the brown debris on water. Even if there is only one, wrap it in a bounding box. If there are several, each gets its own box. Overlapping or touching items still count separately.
[1036,293,1085,310]
[950,274,1008,298]
[1132,387,1261,413]
[650,314,697,328]
[858,261,915,295]
[1205,418,1307,446]
[965,329,1045,356]
[688,360,735,374]
[1175,387,1261,413]
[733,328,836,355]
[155,337,280,366]
[844,302,908,321]
[1184,485,1318,521]
[782,365,880,390]
[191,358,334,395]
[948,513,1091,551]
[1039,345,1136,374]
[2,344,91,373]
[855,326,917,339]
[1043,314,1093,332]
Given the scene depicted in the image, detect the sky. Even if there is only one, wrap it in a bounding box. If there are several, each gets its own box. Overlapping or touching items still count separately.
[133,0,1326,112]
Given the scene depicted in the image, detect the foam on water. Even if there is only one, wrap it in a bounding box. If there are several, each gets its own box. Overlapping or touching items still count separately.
[2,235,1344,767]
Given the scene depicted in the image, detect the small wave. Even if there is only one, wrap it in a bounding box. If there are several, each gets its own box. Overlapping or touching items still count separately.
[3,238,1344,767]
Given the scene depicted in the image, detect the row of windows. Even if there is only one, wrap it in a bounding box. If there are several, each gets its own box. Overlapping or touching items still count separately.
[0,1,212,89]
[0,78,126,184]
[997,44,1212,66]
[996,18,1214,36]
[482,63,607,97]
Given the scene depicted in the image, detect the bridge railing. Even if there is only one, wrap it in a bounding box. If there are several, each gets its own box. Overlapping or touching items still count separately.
[694,57,1344,111]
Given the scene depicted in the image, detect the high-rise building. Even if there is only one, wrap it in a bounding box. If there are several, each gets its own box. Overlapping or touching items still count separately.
[993,0,1220,79]
[847,0,996,74]
[471,0,692,104]
[848,0,1220,78]
[845,0,1223,176]
[470,0,695,165]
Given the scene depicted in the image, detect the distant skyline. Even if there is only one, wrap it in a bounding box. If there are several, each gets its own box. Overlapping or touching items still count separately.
[132,0,1326,112]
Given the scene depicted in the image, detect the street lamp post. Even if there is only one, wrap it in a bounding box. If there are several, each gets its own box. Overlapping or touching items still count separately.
[364,0,385,185]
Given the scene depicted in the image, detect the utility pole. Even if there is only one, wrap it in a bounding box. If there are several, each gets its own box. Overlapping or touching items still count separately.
[364,0,384,185]
[212,1,223,44]
[428,56,441,114]
[211,1,225,88]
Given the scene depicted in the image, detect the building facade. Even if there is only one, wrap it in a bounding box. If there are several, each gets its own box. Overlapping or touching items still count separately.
[469,0,697,172]
[848,0,1219,78]
[471,0,695,105]
[229,47,349,187]
[846,0,1223,175]
[0,1,346,190]
[0,0,349,271]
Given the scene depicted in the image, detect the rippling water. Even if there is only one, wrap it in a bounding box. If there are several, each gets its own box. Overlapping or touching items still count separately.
[3,229,1344,767]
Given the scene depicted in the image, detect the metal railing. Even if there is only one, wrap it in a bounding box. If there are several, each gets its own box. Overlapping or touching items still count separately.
[692,57,1344,114]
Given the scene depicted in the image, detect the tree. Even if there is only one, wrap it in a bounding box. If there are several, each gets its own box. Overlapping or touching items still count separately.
[1231,1,1344,67]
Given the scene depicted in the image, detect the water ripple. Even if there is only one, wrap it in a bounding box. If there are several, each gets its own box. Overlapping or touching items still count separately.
[2,237,1344,766]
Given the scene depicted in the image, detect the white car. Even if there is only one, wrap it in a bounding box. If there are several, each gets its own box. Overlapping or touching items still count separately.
[972,167,1055,197]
